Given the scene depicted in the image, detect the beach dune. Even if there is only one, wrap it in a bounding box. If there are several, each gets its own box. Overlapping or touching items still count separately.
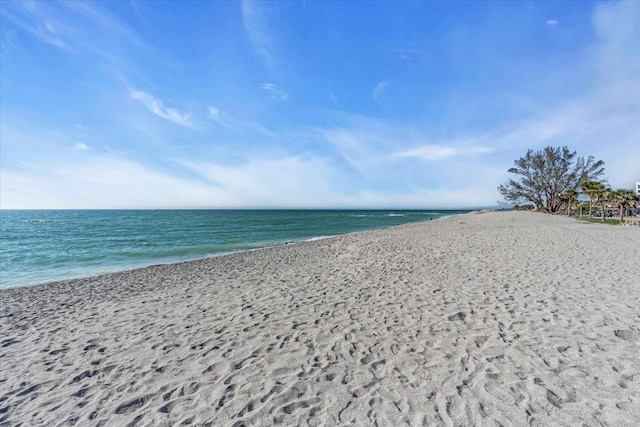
[1,211,639,426]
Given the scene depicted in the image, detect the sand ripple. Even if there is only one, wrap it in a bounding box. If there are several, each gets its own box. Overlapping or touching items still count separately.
[1,211,639,426]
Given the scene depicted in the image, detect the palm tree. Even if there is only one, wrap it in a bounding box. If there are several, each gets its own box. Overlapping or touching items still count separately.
[599,187,613,222]
[581,181,605,219]
[611,189,638,223]
[578,200,589,217]
[562,189,578,216]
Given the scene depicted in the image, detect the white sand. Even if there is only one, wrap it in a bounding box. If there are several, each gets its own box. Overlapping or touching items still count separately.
[1,211,639,426]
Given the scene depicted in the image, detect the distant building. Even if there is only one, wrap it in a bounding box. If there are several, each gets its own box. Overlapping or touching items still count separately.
[637,181,640,196]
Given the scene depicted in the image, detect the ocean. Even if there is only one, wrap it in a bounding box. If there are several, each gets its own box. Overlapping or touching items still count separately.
[0,209,469,288]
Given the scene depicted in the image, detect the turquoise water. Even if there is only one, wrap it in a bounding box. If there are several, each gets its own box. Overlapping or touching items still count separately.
[0,210,468,288]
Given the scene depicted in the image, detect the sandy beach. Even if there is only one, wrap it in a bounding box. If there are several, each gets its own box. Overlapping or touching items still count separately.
[1,211,639,426]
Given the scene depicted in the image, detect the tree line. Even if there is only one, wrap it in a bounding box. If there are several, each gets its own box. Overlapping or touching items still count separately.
[498,146,639,223]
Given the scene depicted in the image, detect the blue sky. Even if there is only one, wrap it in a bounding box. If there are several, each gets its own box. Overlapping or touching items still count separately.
[1,1,638,209]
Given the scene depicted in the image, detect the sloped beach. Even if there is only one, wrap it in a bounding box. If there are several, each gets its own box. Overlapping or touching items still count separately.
[2,211,639,426]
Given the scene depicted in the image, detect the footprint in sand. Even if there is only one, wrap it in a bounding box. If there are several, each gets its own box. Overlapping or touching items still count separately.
[614,330,640,342]
[448,312,466,321]
[115,394,153,414]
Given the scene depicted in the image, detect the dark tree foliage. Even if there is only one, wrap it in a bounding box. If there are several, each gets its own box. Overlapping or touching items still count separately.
[498,146,605,213]
[611,189,639,223]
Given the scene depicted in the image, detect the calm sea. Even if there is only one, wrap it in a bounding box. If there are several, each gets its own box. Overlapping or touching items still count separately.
[0,210,468,288]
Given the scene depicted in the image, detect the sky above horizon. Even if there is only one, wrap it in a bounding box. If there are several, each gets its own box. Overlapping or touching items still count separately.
[1,1,638,209]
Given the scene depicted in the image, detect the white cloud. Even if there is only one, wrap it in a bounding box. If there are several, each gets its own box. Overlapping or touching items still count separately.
[0,155,216,209]
[1,2,72,50]
[74,142,89,151]
[1,1,148,56]
[329,91,341,107]
[315,118,493,175]
[3,1,638,210]
[493,1,640,188]
[372,80,388,106]
[261,83,289,100]
[207,107,240,131]
[387,0,640,189]
[131,90,196,128]
[207,107,220,119]
[1,136,501,209]
[592,1,640,86]
[392,47,422,61]
[242,0,276,66]
[61,1,147,47]
[207,106,277,137]
[182,156,339,207]
[394,145,492,161]
[318,125,387,177]
[350,185,501,209]
[546,19,559,26]
[0,151,350,209]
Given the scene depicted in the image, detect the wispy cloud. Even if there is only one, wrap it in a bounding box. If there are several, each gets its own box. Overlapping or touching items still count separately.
[312,115,494,178]
[0,155,216,209]
[372,80,388,107]
[394,145,492,161]
[493,1,639,186]
[1,30,18,58]
[0,1,148,54]
[0,118,507,210]
[61,1,147,48]
[207,107,240,131]
[182,156,338,207]
[329,91,341,107]
[1,150,492,209]
[319,126,380,176]
[0,0,158,101]
[261,83,289,100]
[392,47,423,62]
[3,1,638,210]
[1,2,72,51]
[242,0,276,67]
[207,106,277,137]
[131,90,196,128]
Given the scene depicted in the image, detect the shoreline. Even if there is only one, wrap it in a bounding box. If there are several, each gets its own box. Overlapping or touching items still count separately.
[1,210,469,291]
[2,210,639,425]
[0,233,339,292]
